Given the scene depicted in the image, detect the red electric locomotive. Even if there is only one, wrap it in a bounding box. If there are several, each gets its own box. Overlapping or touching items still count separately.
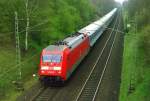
[39,33,90,82]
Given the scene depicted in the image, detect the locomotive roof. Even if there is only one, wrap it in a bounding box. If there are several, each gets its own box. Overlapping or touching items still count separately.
[45,45,65,51]
[63,34,84,47]
[44,33,85,51]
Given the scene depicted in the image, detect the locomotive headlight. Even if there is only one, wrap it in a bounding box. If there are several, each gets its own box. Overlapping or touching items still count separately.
[53,67,61,70]
[41,66,49,70]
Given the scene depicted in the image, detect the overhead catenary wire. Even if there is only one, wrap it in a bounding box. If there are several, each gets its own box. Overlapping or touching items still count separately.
[28,0,40,16]
[0,18,51,37]
[82,27,124,35]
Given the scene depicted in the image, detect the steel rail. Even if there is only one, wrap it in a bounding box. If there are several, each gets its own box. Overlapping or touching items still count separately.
[30,85,61,101]
[30,86,46,101]
[75,12,120,101]
[92,13,121,101]
[33,87,51,101]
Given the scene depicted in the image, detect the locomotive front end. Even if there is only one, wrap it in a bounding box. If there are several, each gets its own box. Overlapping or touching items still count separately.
[39,45,66,82]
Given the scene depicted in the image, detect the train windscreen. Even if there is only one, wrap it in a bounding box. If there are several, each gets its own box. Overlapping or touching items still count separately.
[43,54,61,63]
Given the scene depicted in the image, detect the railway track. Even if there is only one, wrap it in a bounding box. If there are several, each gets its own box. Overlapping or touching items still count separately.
[30,86,61,101]
[75,12,121,101]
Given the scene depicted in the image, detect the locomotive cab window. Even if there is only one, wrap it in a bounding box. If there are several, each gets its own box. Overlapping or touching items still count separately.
[43,54,62,63]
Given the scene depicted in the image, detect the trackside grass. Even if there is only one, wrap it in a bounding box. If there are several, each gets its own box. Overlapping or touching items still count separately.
[0,47,40,101]
[119,26,150,101]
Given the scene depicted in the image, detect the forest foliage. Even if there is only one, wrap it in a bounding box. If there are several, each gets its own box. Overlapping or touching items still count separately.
[125,0,150,29]
[120,0,150,101]
[0,0,96,51]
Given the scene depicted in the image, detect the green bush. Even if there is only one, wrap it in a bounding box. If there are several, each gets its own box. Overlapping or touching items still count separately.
[120,25,150,101]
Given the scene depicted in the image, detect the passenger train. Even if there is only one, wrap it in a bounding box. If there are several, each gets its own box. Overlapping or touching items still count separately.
[38,8,117,83]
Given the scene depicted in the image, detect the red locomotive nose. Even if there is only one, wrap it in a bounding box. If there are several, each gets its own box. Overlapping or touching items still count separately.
[39,52,63,77]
